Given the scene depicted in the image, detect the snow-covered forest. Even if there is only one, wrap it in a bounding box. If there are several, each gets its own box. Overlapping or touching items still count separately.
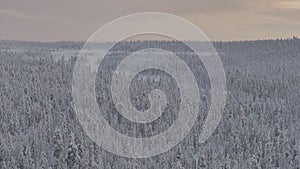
[0,38,299,168]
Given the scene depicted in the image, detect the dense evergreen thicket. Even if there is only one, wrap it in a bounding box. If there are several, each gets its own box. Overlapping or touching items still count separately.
[0,39,299,168]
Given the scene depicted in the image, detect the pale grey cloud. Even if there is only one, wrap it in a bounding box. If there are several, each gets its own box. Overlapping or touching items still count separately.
[0,9,54,20]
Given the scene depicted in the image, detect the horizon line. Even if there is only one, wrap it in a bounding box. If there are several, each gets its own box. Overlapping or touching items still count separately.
[0,36,299,44]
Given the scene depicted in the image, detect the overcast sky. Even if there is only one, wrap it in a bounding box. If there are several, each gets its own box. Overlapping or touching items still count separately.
[0,0,299,41]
